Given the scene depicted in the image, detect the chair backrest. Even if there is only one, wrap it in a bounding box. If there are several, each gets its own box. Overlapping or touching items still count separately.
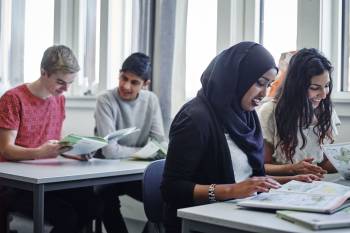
[143,159,165,223]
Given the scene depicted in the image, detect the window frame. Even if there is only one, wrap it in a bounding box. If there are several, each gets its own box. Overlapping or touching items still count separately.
[0,0,12,90]
[320,0,350,102]
[0,0,135,100]
[341,0,349,92]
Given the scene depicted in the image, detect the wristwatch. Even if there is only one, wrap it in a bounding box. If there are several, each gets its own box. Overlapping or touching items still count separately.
[208,184,216,202]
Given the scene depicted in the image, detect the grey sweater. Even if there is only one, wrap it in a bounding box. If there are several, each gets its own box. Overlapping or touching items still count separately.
[94,88,165,159]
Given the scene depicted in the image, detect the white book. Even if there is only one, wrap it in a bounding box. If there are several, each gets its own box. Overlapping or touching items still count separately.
[103,127,140,142]
[60,127,140,160]
[277,207,350,230]
[237,180,350,214]
[132,140,167,161]
[322,142,350,180]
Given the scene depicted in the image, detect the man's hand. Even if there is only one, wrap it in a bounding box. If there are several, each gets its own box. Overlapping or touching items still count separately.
[36,140,62,159]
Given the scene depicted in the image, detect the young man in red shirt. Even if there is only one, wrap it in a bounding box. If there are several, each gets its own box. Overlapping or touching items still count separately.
[0,45,102,233]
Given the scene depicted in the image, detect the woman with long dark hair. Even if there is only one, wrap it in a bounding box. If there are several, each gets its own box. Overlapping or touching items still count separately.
[258,48,339,177]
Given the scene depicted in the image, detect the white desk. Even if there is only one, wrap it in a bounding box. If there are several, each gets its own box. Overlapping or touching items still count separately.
[0,157,149,233]
[178,174,350,233]
[178,202,350,233]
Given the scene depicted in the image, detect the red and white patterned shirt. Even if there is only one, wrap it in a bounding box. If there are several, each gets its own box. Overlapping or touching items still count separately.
[0,84,65,161]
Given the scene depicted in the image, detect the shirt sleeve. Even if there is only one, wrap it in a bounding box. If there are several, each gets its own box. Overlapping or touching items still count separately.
[149,94,166,142]
[257,101,276,146]
[0,93,21,130]
[94,94,140,159]
[161,112,204,207]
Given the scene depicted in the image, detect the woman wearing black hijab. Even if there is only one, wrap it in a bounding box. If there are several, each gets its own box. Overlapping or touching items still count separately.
[161,42,317,233]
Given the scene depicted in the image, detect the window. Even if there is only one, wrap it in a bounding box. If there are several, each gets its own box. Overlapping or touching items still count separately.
[261,0,297,64]
[68,0,134,96]
[0,0,135,97]
[84,0,134,96]
[0,0,11,95]
[105,0,133,90]
[342,0,350,91]
[185,0,217,100]
[70,0,101,96]
[24,0,54,83]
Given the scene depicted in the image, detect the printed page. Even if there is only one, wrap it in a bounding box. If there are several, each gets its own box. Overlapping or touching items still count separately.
[275,180,350,196]
[238,192,341,212]
[238,180,350,212]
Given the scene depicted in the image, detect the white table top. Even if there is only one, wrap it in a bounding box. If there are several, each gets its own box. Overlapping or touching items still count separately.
[178,174,350,233]
[0,157,149,184]
[178,201,350,233]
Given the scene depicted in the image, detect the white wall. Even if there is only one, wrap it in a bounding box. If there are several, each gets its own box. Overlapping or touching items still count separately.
[334,102,350,143]
[337,117,350,143]
[64,98,350,145]
[63,108,95,136]
[62,97,96,136]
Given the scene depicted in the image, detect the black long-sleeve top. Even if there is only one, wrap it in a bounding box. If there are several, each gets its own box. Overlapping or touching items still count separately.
[161,96,237,233]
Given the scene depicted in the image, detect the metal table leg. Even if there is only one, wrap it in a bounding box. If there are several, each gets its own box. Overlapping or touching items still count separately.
[33,185,44,233]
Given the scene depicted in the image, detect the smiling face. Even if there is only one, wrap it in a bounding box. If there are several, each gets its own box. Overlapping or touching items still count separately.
[117,71,150,101]
[240,68,277,111]
[308,71,330,109]
[43,70,76,96]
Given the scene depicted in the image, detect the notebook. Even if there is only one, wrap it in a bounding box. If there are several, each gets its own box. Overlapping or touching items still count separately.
[322,143,350,180]
[277,206,350,230]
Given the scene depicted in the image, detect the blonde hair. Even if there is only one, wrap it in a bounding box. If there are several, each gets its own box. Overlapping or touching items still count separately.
[40,45,80,75]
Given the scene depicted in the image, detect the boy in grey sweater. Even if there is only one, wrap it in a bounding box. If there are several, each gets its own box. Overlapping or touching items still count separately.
[94,53,165,159]
[94,52,165,233]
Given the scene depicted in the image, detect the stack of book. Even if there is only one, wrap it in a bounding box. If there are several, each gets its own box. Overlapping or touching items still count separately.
[237,180,350,230]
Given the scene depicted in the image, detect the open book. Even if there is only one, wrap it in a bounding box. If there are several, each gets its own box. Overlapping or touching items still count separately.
[322,143,350,180]
[237,180,350,214]
[277,207,350,230]
[60,127,140,160]
[131,140,167,161]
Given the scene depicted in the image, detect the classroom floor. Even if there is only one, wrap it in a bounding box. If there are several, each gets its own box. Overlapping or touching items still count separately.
[10,216,145,233]
[9,195,147,233]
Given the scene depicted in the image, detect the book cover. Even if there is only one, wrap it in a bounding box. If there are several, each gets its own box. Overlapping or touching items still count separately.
[237,180,350,213]
[277,207,350,230]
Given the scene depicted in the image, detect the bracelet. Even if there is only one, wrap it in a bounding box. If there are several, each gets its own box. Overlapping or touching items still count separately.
[208,184,216,202]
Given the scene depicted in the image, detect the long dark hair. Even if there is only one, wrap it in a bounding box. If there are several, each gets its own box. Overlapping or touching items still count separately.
[275,48,334,162]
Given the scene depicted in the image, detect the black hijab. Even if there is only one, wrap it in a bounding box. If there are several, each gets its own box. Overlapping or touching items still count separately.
[198,41,277,175]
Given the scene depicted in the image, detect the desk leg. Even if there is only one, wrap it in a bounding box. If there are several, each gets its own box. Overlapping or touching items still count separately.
[182,219,252,233]
[182,219,195,233]
[33,184,44,233]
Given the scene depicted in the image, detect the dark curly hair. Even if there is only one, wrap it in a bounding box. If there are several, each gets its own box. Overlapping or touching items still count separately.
[274,48,334,162]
